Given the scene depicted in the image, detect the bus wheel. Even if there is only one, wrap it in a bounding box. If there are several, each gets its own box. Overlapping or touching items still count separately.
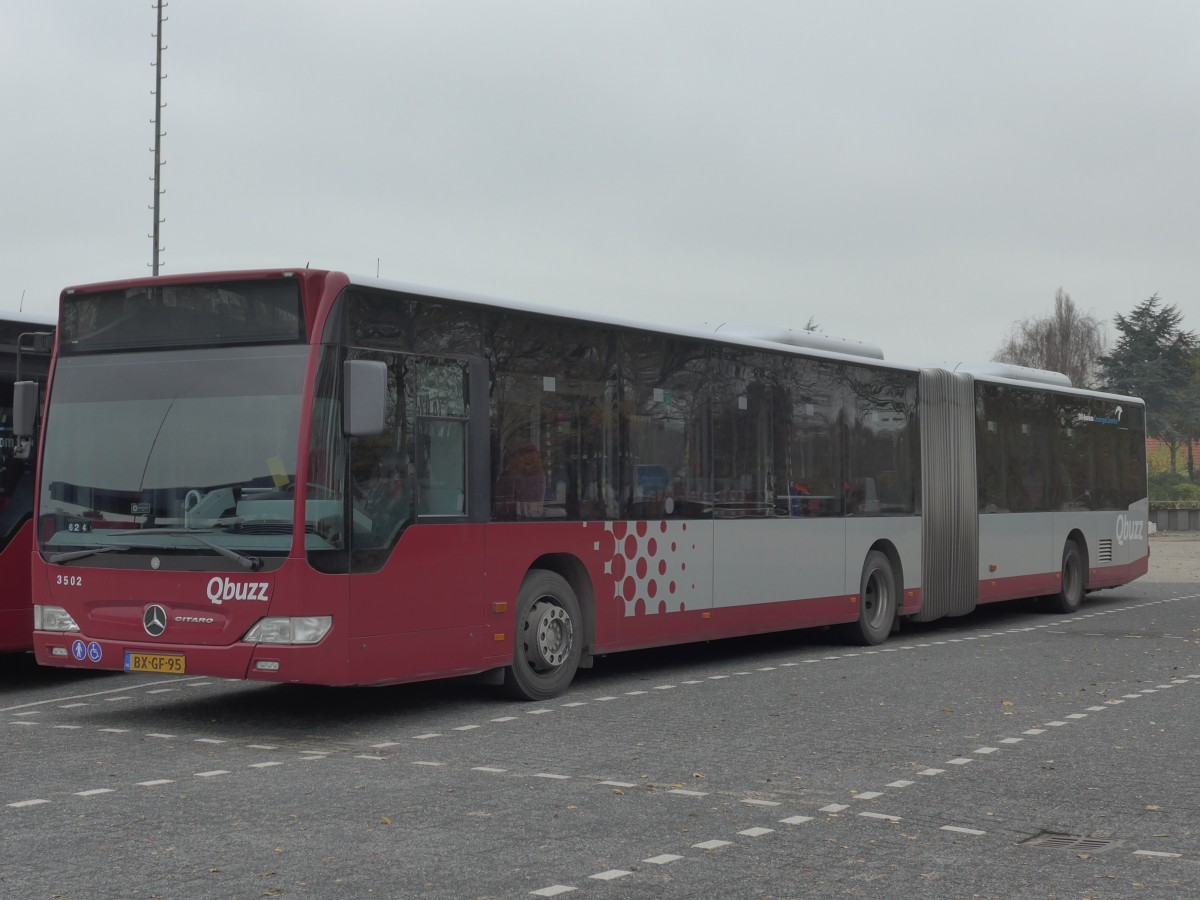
[842,550,896,646]
[1046,540,1085,614]
[503,570,582,701]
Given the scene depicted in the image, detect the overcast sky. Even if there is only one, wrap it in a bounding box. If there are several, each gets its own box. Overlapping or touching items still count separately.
[2,2,1197,367]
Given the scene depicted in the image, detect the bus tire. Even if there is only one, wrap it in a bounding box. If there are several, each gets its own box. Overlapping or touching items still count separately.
[842,550,896,646]
[1046,540,1085,614]
[503,569,582,701]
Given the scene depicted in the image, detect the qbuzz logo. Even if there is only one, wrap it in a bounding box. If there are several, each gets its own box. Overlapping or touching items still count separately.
[206,576,270,605]
[1115,514,1145,547]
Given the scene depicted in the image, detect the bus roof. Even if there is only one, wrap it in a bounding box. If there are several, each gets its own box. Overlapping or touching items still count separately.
[55,269,1144,405]
[345,272,912,371]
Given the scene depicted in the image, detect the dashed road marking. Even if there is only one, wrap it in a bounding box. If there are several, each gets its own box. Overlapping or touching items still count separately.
[589,870,632,881]
[531,886,575,897]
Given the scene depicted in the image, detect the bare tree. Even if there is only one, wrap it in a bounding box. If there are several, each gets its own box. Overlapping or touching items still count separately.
[993,288,1107,388]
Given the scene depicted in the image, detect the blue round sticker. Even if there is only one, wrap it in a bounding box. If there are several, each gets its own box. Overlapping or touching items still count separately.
[71,639,86,661]
[87,642,102,662]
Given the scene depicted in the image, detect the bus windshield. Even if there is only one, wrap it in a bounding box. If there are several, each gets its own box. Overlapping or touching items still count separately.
[38,344,315,566]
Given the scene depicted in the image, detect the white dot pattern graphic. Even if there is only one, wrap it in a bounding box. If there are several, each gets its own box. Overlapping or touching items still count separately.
[601,521,701,617]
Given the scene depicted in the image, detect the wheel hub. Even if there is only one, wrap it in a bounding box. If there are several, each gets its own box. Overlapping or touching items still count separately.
[525,599,573,671]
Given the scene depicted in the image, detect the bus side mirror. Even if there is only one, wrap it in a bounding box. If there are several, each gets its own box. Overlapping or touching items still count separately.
[343,359,387,436]
[12,380,39,459]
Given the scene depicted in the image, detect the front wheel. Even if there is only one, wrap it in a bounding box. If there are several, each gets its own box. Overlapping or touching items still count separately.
[1045,540,1085,614]
[503,570,583,701]
[841,550,897,646]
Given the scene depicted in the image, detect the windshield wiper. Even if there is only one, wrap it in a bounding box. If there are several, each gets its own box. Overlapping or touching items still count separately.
[130,528,264,571]
[59,527,264,571]
[48,545,131,564]
[179,531,263,571]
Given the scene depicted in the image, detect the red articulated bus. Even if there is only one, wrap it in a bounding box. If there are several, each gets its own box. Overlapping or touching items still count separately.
[29,271,1149,698]
[0,312,54,652]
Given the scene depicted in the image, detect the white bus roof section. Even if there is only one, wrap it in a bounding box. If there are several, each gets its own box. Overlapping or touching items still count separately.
[953,361,1073,388]
[949,361,1143,406]
[708,323,884,360]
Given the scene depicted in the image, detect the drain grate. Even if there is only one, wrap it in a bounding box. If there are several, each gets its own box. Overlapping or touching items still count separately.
[1022,833,1124,853]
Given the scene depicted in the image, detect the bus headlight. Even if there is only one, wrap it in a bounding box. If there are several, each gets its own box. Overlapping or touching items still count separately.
[34,605,80,633]
[243,616,332,645]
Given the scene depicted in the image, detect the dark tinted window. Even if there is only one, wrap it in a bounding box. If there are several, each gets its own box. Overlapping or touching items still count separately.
[712,350,787,518]
[782,357,845,517]
[1054,396,1146,511]
[489,314,617,521]
[620,333,710,519]
[846,366,918,515]
[345,287,482,357]
[976,384,1053,513]
[977,385,1146,513]
[60,279,304,352]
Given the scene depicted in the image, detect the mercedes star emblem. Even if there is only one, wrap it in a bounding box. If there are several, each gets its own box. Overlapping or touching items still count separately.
[143,604,167,638]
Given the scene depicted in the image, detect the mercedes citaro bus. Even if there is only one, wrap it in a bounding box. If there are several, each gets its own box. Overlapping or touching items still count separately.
[28,270,1148,698]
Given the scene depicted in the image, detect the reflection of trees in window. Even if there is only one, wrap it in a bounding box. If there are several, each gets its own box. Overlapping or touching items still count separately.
[975,385,1052,513]
[782,358,845,517]
[488,314,617,521]
[619,334,709,518]
[977,385,1144,514]
[1051,397,1145,511]
[711,350,785,518]
[347,288,482,357]
[846,366,917,515]
[1055,398,1096,510]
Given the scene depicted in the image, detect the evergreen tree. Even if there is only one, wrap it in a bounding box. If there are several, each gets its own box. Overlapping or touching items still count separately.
[1097,294,1198,473]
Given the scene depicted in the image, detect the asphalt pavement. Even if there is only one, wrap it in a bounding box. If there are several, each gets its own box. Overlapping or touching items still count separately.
[2,551,1198,899]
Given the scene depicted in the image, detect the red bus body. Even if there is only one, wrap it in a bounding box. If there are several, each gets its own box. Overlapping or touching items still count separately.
[0,313,54,652]
[30,271,1149,696]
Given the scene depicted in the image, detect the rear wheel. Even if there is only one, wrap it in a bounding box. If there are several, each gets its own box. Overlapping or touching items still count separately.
[503,570,583,701]
[1045,540,1085,614]
[841,550,896,645]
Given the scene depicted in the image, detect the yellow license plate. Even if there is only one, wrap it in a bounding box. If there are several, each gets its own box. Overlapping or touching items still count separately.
[124,651,186,674]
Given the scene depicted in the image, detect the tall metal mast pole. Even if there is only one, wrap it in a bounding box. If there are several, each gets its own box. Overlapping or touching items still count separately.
[149,1,168,274]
